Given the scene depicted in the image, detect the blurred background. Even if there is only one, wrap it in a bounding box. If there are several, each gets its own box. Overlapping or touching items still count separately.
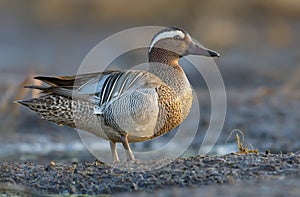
[1,0,300,163]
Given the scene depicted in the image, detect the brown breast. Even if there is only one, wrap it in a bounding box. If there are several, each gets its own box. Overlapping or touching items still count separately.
[153,84,183,138]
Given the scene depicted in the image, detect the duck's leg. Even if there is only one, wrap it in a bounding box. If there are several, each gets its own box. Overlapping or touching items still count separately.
[121,134,135,161]
[109,141,119,163]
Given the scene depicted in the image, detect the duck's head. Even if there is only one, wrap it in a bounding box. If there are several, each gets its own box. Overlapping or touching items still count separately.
[148,27,219,62]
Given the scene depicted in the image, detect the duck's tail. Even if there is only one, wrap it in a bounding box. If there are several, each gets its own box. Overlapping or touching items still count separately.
[17,94,76,128]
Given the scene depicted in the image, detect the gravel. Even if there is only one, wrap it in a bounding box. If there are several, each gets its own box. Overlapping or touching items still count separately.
[1,152,300,195]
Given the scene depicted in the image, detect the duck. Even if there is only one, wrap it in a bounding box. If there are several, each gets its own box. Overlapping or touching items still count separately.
[17,27,219,162]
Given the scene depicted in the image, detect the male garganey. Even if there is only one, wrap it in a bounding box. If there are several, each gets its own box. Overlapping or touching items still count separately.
[18,27,219,162]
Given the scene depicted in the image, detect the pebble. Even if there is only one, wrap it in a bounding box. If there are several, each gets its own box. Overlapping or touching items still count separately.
[0,152,300,195]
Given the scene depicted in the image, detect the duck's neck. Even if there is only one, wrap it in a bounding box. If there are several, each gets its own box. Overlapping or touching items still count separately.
[148,48,183,73]
[148,49,190,94]
[148,48,193,121]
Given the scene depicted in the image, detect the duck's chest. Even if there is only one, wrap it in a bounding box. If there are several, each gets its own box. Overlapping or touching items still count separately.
[153,83,192,138]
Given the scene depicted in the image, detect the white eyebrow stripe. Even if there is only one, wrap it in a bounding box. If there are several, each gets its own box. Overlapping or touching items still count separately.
[186,33,192,42]
[149,30,185,52]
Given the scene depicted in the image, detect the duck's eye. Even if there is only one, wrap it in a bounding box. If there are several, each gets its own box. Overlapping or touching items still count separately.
[174,35,181,40]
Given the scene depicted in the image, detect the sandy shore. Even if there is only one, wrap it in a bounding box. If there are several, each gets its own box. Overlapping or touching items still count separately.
[1,152,299,196]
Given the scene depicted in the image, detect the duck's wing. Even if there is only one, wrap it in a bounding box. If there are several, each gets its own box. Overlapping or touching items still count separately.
[34,70,119,89]
[94,70,163,106]
[24,70,119,99]
[26,70,164,104]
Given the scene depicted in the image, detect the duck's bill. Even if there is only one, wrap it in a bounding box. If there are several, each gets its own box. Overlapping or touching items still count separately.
[186,43,220,57]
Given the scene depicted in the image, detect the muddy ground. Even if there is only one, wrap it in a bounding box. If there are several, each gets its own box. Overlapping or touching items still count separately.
[1,152,300,196]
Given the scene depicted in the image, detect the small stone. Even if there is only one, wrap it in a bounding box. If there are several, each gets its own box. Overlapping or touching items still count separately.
[50,160,56,167]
